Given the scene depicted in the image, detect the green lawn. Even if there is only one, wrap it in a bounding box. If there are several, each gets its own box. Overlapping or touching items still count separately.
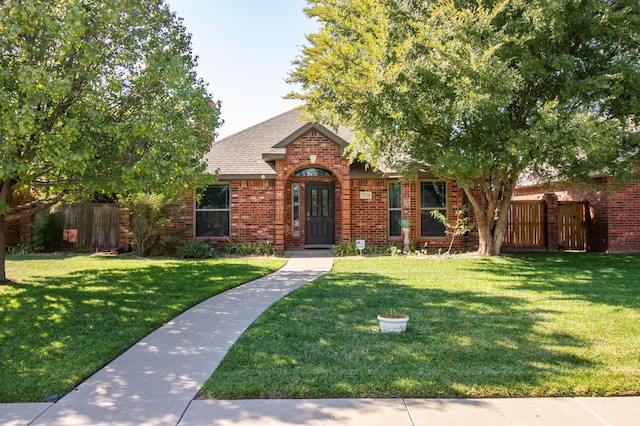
[0,254,285,402]
[200,253,640,399]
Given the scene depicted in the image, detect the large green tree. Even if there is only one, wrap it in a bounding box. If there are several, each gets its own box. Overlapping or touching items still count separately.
[289,0,639,255]
[0,0,220,281]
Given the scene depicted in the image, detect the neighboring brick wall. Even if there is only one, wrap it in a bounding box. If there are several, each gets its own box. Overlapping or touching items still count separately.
[5,191,37,247]
[605,180,640,252]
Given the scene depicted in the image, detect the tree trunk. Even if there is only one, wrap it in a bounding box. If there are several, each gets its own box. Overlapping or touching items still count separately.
[1,179,14,283]
[462,180,516,256]
[0,213,6,282]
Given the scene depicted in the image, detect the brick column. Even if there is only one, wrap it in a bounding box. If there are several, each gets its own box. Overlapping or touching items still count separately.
[545,193,559,252]
[275,174,286,252]
[341,160,351,243]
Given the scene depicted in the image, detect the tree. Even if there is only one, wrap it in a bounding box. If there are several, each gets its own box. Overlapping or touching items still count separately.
[289,0,639,255]
[0,0,221,281]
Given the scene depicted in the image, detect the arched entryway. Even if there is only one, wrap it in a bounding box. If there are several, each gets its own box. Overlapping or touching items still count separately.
[289,167,337,249]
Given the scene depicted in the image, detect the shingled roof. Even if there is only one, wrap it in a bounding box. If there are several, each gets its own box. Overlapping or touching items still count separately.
[204,108,354,178]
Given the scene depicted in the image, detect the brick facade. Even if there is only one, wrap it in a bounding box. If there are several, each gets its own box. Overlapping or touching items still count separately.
[186,129,478,252]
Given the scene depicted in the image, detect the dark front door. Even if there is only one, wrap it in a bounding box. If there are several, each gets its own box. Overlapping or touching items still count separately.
[305,183,335,246]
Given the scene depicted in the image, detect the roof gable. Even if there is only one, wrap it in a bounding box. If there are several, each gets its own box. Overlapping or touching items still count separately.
[273,122,351,149]
[205,108,353,178]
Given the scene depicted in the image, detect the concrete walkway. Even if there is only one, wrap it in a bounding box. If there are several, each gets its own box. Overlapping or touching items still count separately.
[2,250,639,425]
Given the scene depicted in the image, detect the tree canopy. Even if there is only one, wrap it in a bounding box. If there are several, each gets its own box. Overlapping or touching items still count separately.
[289,0,639,255]
[0,0,220,280]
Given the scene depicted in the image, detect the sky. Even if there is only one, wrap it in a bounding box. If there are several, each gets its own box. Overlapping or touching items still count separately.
[165,0,318,139]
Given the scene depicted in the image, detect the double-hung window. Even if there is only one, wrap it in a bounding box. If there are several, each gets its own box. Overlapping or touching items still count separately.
[195,184,230,237]
[389,182,402,237]
[420,181,447,237]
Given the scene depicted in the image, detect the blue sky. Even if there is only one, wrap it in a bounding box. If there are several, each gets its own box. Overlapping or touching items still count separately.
[165,0,318,139]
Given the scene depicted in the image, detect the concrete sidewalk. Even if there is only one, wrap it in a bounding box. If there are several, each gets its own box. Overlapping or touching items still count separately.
[1,250,333,426]
[2,250,639,425]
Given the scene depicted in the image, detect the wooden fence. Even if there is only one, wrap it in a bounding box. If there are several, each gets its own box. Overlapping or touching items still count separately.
[502,199,589,251]
[502,201,546,249]
[558,202,588,251]
[57,203,120,248]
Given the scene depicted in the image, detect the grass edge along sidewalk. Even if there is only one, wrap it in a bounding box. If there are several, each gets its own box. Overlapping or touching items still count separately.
[201,253,640,399]
[0,254,286,403]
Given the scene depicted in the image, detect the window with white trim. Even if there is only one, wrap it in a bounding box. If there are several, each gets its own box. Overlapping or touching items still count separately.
[195,184,230,237]
[420,181,447,237]
[389,181,402,237]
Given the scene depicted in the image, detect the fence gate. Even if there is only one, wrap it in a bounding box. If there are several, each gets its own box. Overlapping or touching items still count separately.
[503,201,546,249]
[558,202,588,251]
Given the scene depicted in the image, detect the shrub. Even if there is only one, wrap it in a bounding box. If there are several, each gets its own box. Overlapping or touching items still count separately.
[7,238,37,255]
[224,241,277,256]
[122,193,180,257]
[175,240,217,259]
[30,211,62,252]
[334,241,359,256]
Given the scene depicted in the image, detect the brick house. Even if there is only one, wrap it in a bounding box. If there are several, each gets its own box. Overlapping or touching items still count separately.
[180,108,477,252]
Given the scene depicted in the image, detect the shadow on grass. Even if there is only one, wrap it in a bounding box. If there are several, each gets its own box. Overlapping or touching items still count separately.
[469,252,640,309]
[0,256,279,402]
[204,266,599,399]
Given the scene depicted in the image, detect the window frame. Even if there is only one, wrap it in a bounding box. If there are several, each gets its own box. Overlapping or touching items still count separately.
[292,183,301,236]
[420,180,447,238]
[195,183,230,238]
[388,181,402,237]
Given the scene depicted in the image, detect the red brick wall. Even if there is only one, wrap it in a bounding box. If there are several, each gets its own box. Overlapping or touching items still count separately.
[350,179,391,246]
[179,181,277,249]
[5,191,37,247]
[350,178,476,252]
[605,180,640,252]
[232,180,276,244]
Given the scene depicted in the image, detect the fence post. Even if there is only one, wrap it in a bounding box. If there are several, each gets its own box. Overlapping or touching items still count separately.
[545,193,559,252]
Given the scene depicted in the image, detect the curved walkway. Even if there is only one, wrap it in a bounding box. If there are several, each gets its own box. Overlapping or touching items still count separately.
[2,250,333,426]
[2,250,639,425]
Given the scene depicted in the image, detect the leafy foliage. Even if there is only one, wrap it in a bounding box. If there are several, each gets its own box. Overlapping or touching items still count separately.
[430,206,474,255]
[0,0,221,280]
[122,193,176,257]
[334,241,394,256]
[29,211,62,252]
[290,0,639,255]
[223,241,278,257]
[175,240,218,259]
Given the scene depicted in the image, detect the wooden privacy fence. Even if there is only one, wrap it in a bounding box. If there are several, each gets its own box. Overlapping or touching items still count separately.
[502,199,589,251]
[57,203,120,248]
[502,201,546,249]
[558,202,589,251]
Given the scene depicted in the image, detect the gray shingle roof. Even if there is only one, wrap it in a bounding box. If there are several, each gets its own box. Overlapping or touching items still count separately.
[205,108,354,178]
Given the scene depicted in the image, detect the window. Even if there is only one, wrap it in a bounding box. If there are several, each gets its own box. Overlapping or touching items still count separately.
[196,184,230,237]
[420,181,447,237]
[294,168,332,177]
[389,182,402,237]
[292,184,300,236]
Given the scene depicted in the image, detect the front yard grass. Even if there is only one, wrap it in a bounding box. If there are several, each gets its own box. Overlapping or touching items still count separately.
[0,254,285,402]
[200,253,640,399]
